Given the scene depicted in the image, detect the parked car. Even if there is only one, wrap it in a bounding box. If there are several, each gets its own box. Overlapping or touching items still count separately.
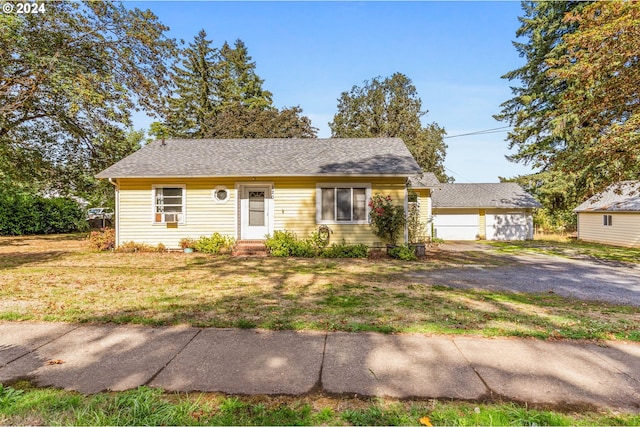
[87,207,114,220]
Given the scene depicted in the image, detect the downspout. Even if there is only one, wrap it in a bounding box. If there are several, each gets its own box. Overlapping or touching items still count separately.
[404,180,409,244]
[427,188,433,239]
[108,178,119,248]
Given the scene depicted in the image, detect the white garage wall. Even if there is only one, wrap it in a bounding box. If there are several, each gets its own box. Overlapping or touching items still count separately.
[486,209,534,240]
[433,208,534,241]
[433,209,479,240]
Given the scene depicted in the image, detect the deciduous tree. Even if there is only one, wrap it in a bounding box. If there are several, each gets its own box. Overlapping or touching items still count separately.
[0,1,176,193]
[205,104,317,138]
[329,73,450,182]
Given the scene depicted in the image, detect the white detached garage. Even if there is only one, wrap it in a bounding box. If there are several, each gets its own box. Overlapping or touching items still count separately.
[430,183,540,241]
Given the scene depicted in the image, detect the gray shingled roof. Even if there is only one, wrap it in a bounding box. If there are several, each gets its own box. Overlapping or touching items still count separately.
[574,181,640,212]
[432,183,541,209]
[408,173,441,188]
[96,138,422,178]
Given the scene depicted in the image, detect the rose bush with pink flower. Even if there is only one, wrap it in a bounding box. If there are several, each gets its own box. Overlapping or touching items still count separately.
[368,193,405,245]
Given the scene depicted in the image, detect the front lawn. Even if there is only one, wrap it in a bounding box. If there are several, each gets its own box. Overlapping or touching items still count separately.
[489,236,640,264]
[0,235,638,341]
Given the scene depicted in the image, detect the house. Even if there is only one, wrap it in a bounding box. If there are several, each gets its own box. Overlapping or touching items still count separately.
[573,181,640,248]
[409,177,540,241]
[95,138,422,249]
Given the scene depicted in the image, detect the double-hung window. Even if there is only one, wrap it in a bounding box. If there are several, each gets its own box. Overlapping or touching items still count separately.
[317,184,370,224]
[153,185,185,224]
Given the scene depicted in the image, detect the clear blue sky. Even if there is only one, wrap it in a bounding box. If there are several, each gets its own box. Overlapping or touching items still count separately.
[129,1,533,183]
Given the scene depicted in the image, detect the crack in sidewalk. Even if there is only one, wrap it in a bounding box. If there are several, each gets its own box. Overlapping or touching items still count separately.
[144,328,203,386]
[451,338,494,397]
[309,332,329,393]
[2,324,82,367]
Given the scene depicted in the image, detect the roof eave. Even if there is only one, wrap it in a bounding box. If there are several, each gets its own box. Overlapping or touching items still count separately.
[95,172,419,180]
[434,205,540,209]
[575,208,640,213]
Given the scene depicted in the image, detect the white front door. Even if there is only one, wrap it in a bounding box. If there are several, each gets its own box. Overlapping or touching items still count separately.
[240,186,272,240]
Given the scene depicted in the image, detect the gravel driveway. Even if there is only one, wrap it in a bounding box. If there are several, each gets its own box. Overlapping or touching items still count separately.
[410,246,640,307]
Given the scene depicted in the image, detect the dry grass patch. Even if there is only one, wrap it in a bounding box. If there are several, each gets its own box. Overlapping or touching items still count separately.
[0,235,638,340]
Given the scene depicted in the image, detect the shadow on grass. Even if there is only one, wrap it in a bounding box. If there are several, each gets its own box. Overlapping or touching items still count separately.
[53,277,640,342]
[0,251,72,269]
[1,235,638,342]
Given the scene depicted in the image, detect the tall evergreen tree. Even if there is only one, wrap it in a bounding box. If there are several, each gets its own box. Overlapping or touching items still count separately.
[548,1,640,193]
[166,30,219,138]
[496,1,585,170]
[329,73,450,182]
[498,1,639,230]
[495,1,586,228]
[162,33,315,139]
[218,40,273,110]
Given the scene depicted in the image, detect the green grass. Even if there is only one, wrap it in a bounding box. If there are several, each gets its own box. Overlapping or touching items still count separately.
[1,384,639,426]
[489,238,640,263]
[0,235,638,341]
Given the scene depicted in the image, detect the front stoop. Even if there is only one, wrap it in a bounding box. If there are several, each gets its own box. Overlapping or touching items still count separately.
[232,240,268,257]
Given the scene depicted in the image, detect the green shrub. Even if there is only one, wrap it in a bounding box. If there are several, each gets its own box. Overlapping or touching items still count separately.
[388,244,418,261]
[0,189,86,235]
[265,230,317,257]
[87,228,116,251]
[195,233,234,254]
[267,231,369,258]
[321,242,368,258]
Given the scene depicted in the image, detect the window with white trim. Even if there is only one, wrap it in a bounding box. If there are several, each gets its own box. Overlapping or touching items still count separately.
[153,185,185,224]
[603,214,613,227]
[317,184,370,224]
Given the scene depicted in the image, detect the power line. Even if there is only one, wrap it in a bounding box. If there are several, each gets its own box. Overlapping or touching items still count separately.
[444,126,511,139]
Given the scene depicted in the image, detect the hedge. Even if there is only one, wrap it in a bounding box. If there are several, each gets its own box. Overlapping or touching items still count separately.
[0,191,87,235]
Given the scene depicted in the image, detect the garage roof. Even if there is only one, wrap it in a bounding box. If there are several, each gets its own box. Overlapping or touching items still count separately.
[432,183,541,209]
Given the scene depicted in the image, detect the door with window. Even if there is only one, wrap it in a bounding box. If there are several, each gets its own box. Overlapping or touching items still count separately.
[240,186,272,239]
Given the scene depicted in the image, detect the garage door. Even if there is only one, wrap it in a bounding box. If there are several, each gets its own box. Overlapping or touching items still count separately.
[486,212,531,240]
[433,211,479,240]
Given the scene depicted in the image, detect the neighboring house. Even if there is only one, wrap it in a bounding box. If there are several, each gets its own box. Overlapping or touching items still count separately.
[410,177,541,241]
[573,181,640,248]
[95,138,422,249]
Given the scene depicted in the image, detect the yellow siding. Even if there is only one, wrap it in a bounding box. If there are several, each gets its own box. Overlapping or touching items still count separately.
[414,189,432,238]
[117,178,237,249]
[274,176,406,246]
[578,212,640,247]
[478,209,486,239]
[115,176,407,248]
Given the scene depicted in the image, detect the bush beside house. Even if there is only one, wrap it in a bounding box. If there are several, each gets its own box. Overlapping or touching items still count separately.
[0,189,87,235]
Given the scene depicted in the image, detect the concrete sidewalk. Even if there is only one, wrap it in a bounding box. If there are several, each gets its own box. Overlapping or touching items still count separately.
[1,322,639,413]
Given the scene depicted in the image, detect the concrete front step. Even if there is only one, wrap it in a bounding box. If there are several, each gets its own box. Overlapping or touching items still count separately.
[232,240,268,257]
